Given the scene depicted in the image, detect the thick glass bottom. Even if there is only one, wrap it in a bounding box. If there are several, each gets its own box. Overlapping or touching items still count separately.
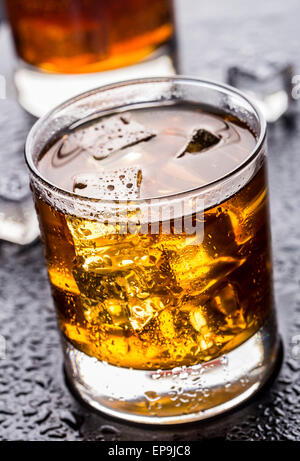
[14,46,175,117]
[63,312,278,425]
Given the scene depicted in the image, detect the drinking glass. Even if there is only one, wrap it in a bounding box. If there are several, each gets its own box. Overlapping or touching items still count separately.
[4,0,176,116]
[25,77,278,424]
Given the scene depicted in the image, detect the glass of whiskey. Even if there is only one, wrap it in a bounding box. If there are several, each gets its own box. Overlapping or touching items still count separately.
[4,0,176,116]
[25,77,279,424]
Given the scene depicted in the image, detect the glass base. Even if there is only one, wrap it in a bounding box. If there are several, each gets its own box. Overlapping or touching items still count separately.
[14,47,175,118]
[63,313,278,425]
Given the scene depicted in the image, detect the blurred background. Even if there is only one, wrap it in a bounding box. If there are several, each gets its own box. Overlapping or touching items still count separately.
[0,0,300,441]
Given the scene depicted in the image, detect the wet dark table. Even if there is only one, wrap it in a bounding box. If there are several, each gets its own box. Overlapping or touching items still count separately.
[0,0,300,441]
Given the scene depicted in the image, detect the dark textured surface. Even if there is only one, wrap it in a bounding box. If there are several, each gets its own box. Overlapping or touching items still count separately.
[0,0,300,441]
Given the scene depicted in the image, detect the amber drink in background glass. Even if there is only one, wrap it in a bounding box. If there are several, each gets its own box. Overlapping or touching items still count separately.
[4,0,176,115]
[25,77,278,424]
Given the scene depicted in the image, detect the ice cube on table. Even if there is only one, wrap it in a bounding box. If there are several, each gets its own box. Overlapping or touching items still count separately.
[227,59,294,123]
[0,170,39,245]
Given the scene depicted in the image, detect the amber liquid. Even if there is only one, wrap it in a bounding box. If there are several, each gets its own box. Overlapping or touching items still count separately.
[5,0,173,73]
[33,105,273,370]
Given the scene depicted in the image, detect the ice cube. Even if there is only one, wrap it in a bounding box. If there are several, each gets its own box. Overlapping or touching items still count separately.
[210,282,238,316]
[177,128,220,158]
[66,217,118,244]
[73,261,170,331]
[0,169,39,245]
[203,210,240,258]
[128,299,159,331]
[157,300,217,356]
[72,241,178,301]
[158,309,176,340]
[73,255,128,301]
[62,113,156,161]
[72,259,132,328]
[211,282,247,330]
[124,252,179,300]
[163,211,245,296]
[225,180,268,246]
[170,248,243,296]
[189,307,215,351]
[70,231,179,331]
[189,307,207,331]
[73,166,142,200]
[178,296,229,355]
[79,294,131,328]
[227,59,294,123]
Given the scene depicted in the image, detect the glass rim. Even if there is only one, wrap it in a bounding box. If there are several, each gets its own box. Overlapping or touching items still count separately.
[25,75,267,206]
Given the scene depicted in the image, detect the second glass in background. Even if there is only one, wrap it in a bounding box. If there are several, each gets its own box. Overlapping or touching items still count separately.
[4,0,176,116]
